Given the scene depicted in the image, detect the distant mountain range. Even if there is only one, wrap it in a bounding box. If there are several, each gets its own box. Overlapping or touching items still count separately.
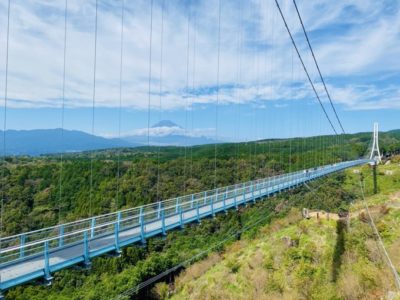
[0,129,133,156]
[3,122,397,157]
[0,120,219,156]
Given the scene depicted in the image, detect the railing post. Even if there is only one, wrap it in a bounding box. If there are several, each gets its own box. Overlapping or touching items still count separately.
[90,217,96,239]
[83,231,90,266]
[211,192,215,217]
[264,180,267,195]
[196,199,200,222]
[59,225,64,247]
[44,240,52,281]
[19,234,25,259]
[175,198,179,214]
[161,209,166,235]
[179,206,184,228]
[204,191,207,205]
[252,184,255,203]
[223,188,227,211]
[190,194,194,209]
[234,185,238,210]
[139,206,143,225]
[157,201,162,219]
[115,212,121,253]
[140,213,146,244]
[242,183,246,205]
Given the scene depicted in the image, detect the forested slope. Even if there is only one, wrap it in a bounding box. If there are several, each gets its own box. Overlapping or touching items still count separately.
[2,132,400,299]
[2,130,399,235]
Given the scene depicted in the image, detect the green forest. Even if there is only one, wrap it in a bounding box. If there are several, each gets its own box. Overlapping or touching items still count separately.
[1,130,400,299]
[3,130,400,235]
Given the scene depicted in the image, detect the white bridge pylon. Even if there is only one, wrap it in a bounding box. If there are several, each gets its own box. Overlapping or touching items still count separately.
[369,122,382,164]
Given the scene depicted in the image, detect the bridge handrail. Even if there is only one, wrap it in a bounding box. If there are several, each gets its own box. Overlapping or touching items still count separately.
[0,176,284,253]
[0,180,277,254]
[0,168,300,243]
[0,160,368,257]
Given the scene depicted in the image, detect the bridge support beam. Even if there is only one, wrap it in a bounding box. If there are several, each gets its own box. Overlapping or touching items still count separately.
[20,234,25,259]
[90,218,96,239]
[179,207,184,228]
[161,210,166,235]
[83,231,91,268]
[196,201,201,223]
[373,162,378,194]
[234,188,238,210]
[114,212,121,255]
[242,184,247,207]
[211,194,215,217]
[157,201,162,219]
[44,241,53,284]
[140,213,146,245]
[59,225,64,247]
[223,189,227,213]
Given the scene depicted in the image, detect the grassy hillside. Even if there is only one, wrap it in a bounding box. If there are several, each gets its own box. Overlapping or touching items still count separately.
[167,160,400,299]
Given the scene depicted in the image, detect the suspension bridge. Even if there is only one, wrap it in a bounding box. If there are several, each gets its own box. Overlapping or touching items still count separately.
[0,159,374,291]
[0,0,387,297]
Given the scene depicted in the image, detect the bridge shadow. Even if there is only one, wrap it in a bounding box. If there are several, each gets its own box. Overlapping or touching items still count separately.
[332,218,346,282]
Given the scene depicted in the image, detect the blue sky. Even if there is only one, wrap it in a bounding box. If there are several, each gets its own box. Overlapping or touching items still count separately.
[0,0,399,141]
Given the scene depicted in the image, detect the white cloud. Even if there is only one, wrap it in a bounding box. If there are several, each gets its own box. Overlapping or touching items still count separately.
[101,125,215,138]
[329,84,400,110]
[124,125,185,137]
[0,0,399,111]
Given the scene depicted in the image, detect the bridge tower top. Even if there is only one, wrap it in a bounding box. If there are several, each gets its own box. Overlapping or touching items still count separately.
[369,122,382,164]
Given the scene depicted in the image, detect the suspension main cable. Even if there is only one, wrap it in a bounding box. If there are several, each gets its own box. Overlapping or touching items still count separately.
[292,0,345,134]
[274,0,338,136]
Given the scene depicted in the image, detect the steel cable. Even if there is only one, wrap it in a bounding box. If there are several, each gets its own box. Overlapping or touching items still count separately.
[274,0,338,135]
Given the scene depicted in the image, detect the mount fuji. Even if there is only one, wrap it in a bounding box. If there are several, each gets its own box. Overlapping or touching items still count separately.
[122,120,219,146]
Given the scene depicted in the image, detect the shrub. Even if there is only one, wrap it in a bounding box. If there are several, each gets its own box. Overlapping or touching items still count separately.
[152,282,169,300]
[226,259,240,273]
